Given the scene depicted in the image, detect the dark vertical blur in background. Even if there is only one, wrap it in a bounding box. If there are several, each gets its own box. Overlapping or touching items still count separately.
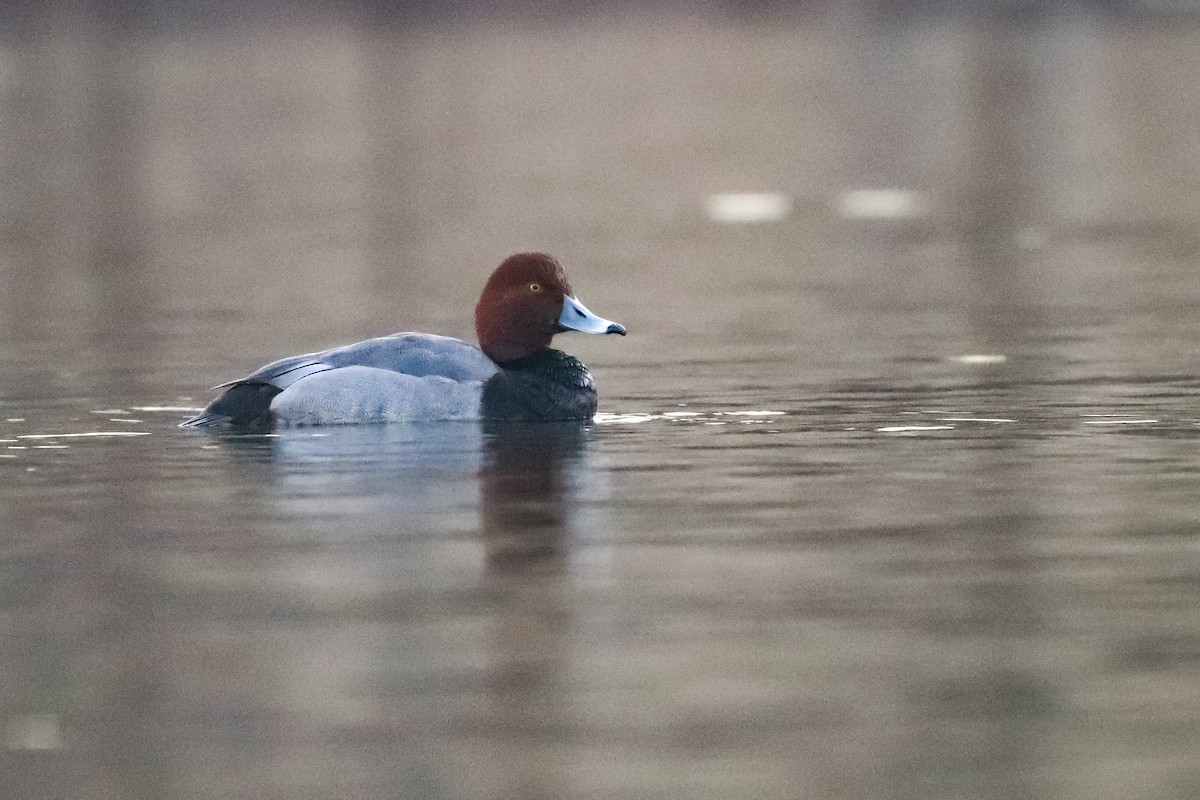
[4,3,1200,800]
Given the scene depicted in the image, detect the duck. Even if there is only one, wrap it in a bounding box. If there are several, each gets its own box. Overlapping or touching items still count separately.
[180,252,626,428]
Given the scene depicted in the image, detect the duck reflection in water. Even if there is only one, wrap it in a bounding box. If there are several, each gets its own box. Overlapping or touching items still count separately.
[479,420,589,571]
[201,414,596,574]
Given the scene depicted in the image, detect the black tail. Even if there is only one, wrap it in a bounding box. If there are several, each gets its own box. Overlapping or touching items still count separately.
[179,382,282,430]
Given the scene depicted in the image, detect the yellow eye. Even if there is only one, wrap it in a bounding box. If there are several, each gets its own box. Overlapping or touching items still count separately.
[528,282,543,293]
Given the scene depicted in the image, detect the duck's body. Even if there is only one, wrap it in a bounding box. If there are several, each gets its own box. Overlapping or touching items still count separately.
[181,253,624,428]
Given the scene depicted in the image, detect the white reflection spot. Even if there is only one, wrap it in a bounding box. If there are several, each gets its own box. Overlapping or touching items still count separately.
[4,713,65,751]
[16,432,153,439]
[950,354,1008,365]
[597,409,784,425]
[705,192,791,223]
[837,189,928,220]
[595,414,655,425]
[877,425,955,432]
[717,410,784,417]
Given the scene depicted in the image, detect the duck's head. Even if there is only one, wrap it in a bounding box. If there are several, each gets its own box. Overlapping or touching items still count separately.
[474,252,626,365]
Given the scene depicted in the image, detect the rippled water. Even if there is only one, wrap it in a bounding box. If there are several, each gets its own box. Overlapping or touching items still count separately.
[5,5,1200,800]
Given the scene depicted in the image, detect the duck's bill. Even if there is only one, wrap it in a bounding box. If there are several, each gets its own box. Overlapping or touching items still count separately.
[558,294,627,336]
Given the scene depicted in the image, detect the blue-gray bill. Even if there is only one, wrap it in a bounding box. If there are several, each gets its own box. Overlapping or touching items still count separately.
[558,294,626,336]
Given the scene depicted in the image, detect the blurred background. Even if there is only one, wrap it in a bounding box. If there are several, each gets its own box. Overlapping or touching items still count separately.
[4,1,1200,799]
[4,0,1199,392]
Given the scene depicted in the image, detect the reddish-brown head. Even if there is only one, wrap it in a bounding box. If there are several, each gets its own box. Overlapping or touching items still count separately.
[475,252,625,364]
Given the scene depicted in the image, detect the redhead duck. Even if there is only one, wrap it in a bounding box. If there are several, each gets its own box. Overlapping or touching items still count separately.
[180,253,625,428]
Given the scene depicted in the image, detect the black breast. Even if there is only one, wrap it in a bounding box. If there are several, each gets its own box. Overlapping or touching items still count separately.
[481,349,598,421]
